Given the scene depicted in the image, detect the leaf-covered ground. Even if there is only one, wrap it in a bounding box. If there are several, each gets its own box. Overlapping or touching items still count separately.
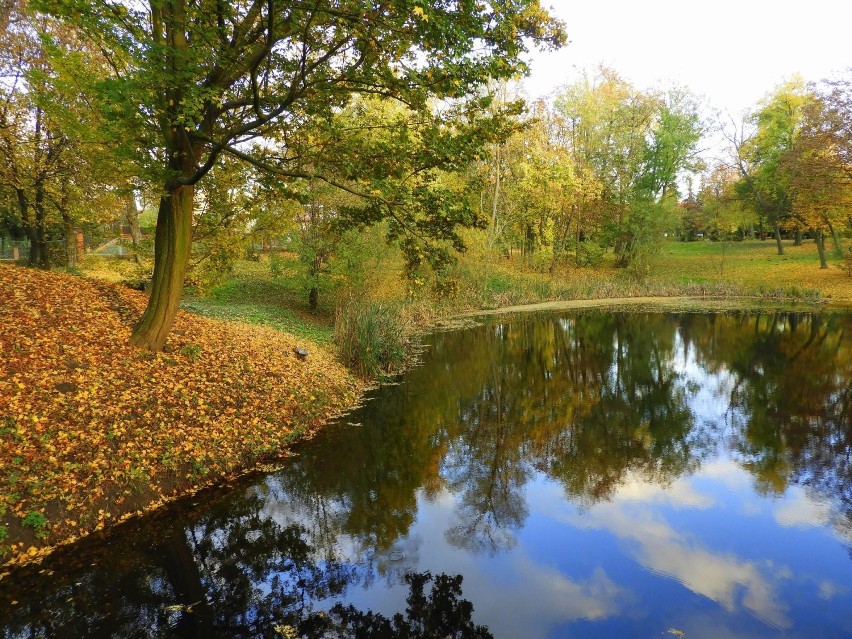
[0,265,363,570]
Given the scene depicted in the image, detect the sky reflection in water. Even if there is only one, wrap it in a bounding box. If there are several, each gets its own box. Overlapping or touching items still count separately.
[2,311,851,638]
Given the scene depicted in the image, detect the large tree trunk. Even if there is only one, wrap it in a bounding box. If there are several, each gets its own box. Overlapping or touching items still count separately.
[129,184,194,351]
[773,223,784,256]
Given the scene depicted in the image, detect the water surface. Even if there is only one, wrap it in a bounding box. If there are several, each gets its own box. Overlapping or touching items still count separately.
[2,311,851,638]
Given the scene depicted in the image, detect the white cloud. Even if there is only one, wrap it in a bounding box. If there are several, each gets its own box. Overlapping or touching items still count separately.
[615,470,715,509]
[774,489,831,529]
[558,502,792,629]
[818,580,846,601]
[469,558,625,639]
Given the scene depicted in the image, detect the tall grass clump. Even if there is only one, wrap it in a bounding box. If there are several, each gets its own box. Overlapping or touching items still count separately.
[334,298,411,378]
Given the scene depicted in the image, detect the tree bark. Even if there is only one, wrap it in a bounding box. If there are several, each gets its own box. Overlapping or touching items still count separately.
[827,220,843,258]
[64,221,77,268]
[793,228,803,246]
[33,181,50,269]
[125,195,143,245]
[488,143,501,249]
[773,223,784,256]
[15,187,41,267]
[128,184,194,351]
[815,229,828,269]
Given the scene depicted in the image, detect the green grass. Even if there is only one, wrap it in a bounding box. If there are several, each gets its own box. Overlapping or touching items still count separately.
[447,237,851,311]
[181,257,335,344]
[85,237,850,367]
[652,239,851,301]
[181,298,333,344]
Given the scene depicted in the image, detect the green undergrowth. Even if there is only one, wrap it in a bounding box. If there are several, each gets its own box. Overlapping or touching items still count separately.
[181,298,333,344]
[181,261,334,344]
[334,298,412,379]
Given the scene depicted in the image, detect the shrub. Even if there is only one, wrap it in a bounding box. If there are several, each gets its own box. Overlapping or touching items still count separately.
[334,298,410,378]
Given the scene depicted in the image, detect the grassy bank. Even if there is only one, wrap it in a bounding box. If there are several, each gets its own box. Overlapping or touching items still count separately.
[448,238,849,309]
[0,265,363,572]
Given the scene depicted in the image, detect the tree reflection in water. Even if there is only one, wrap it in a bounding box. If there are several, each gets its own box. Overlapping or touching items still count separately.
[285,311,850,554]
[0,486,489,638]
[2,310,851,635]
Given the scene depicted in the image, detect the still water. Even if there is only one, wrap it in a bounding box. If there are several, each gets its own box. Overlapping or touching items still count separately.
[2,311,851,638]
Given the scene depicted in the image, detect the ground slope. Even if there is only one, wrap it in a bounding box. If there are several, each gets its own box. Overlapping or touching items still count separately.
[0,265,362,570]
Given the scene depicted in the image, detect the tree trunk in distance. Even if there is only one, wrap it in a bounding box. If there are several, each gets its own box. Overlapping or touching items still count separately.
[773,223,784,256]
[64,221,77,268]
[34,184,49,269]
[815,230,828,269]
[16,188,41,267]
[125,196,143,245]
[827,221,843,258]
[129,185,193,351]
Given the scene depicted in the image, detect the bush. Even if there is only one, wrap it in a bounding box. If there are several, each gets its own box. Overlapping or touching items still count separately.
[334,299,411,378]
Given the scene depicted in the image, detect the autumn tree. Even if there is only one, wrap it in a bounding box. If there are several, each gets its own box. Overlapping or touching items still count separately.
[785,75,852,268]
[1,2,121,268]
[0,2,66,268]
[34,0,565,351]
[554,69,702,270]
[725,77,811,256]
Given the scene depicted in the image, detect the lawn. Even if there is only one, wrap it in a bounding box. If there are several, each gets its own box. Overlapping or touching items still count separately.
[181,259,335,344]
[652,239,852,302]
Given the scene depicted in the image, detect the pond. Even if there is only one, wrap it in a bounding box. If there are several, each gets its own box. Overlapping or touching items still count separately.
[1,310,851,638]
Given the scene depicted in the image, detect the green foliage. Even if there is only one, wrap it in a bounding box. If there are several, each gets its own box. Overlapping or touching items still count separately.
[21,511,48,539]
[35,0,567,348]
[473,68,705,272]
[334,299,411,379]
[732,77,813,248]
[179,344,202,361]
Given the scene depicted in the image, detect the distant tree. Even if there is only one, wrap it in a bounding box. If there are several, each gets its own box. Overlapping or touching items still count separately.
[36,0,565,351]
[0,2,121,268]
[785,75,852,268]
[0,3,66,267]
[554,69,703,271]
[725,77,811,256]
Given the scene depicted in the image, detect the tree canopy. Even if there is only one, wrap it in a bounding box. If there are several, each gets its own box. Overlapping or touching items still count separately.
[33,0,566,350]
